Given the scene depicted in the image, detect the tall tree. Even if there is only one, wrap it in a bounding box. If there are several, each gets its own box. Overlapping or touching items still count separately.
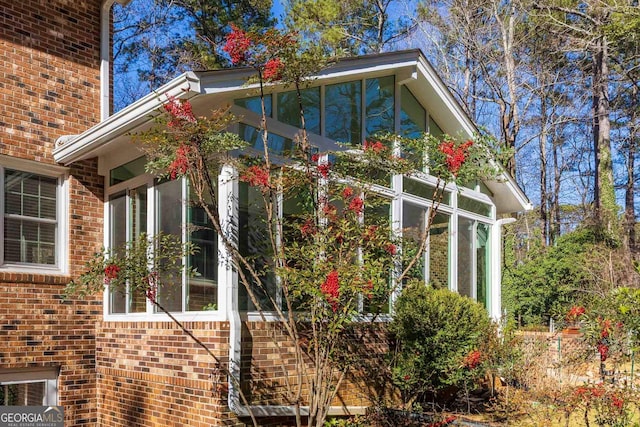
[531,1,640,235]
[416,0,529,177]
[112,0,273,110]
[285,0,418,55]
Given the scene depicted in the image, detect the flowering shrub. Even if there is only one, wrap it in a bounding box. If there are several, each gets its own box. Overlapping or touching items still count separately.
[390,284,493,405]
[568,383,635,427]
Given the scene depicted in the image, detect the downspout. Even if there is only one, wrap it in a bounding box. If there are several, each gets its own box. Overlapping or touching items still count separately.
[101,0,131,121]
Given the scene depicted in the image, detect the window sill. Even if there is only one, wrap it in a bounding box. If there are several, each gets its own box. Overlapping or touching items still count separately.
[0,269,70,285]
[104,311,226,322]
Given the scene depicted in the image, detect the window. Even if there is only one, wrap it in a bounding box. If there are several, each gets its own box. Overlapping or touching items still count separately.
[238,181,276,311]
[428,212,450,289]
[457,217,491,306]
[365,76,395,138]
[459,195,492,217]
[2,165,65,270]
[106,171,218,315]
[235,95,272,117]
[325,80,362,144]
[0,369,58,406]
[400,86,425,139]
[239,124,294,157]
[109,185,147,314]
[277,87,321,134]
[403,177,451,205]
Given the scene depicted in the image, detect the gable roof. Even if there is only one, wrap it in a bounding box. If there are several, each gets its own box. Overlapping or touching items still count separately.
[53,49,531,214]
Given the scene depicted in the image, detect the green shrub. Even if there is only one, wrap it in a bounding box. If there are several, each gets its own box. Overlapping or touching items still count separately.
[389,284,493,404]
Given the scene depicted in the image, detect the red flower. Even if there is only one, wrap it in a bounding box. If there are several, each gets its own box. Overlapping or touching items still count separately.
[163,95,196,128]
[262,58,283,81]
[311,153,320,163]
[348,196,364,215]
[612,395,624,410]
[342,187,354,199]
[317,162,331,178]
[104,264,120,281]
[384,243,397,255]
[240,165,270,190]
[600,318,612,338]
[364,225,379,241]
[168,144,191,180]
[591,384,605,397]
[321,270,340,312]
[223,24,252,65]
[567,305,586,320]
[363,140,386,154]
[403,374,411,381]
[463,350,482,370]
[300,219,316,237]
[322,203,337,219]
[438,140,473,176]
[597,342,609,362]
[145,272,158,303]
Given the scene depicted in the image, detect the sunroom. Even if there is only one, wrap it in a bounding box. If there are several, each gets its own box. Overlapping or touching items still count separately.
[54,49,530,321]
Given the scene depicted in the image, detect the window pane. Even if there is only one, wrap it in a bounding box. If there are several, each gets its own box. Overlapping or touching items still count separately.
[325,80,361,145]
[4,219,56,265]
[400,86,425,139]
[459,195,492,217]
[403,177,451,204]
[109,192,127,314]
[402,202,426,283]
[238,181,275,311]
[187,202,218,312]
[4,170,57,220]
[239,124,294,157]
[477,223,490,308]
[429,212,450,289]
[365,76,394,137]
[235,95,272,117]
[430,118,444,139]
[457,217,474,298]
[110,156,147,186]
[277,87,320,134]
[0,382,45,406]
[129,186,147,313]
[364,196,392,314]
[156,179,183,312]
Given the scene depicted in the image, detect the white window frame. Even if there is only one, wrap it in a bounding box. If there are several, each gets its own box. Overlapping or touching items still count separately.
[0,368,58,406]
[103,170,226,322]
[0,155,68,274]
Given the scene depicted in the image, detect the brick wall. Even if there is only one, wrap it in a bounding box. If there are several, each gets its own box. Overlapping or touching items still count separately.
[96,321,241,427]
[95,319,394,426]
[0,0,104,425]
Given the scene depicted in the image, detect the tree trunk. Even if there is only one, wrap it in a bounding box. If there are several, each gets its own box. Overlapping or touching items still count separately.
[539,96,548,246]
[551,138,561,244]
[592,34,617,233]
[624,85,638,253]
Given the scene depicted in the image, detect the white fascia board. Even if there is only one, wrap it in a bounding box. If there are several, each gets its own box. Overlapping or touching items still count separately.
[53,72,201,165]
[415,58,476,138]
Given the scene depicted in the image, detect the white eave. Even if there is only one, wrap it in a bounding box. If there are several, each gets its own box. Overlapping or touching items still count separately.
[54,72,202,165]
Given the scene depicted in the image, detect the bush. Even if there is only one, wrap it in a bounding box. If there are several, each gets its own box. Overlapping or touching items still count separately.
[389,284,493,404]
